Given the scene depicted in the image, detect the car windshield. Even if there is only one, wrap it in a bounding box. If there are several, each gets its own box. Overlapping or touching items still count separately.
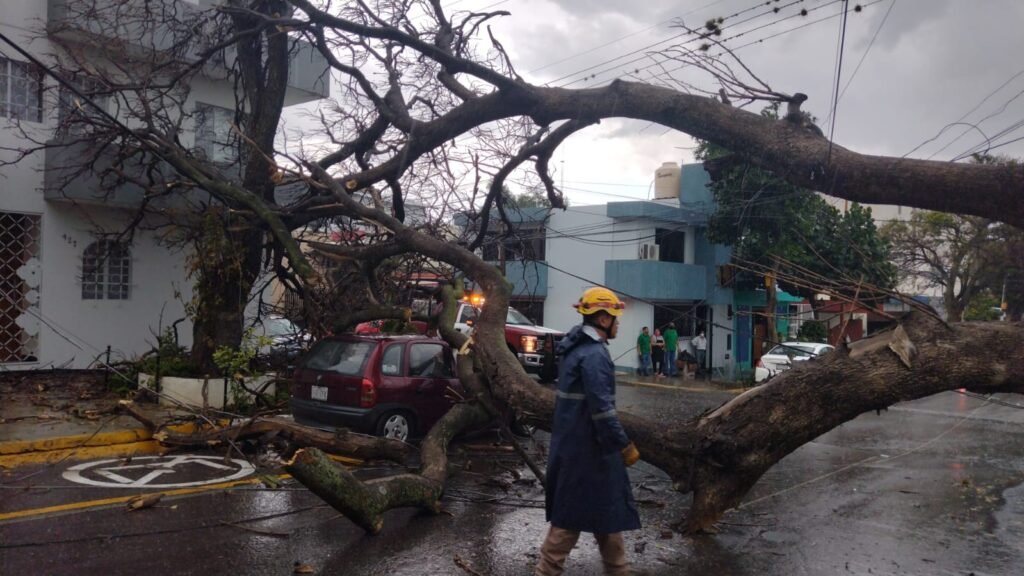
[506,308,533,326]
[304,341,374,375]
[263,317,296,337]
[766,344,820,357]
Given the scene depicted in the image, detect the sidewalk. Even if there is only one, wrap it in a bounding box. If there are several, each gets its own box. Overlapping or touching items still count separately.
[616,371,748,394]
[0,370,190,468]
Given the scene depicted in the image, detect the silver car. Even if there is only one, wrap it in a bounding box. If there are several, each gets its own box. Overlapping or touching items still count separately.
[754,342,834,383]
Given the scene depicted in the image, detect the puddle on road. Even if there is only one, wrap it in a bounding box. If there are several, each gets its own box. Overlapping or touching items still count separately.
[993,480,1024,543]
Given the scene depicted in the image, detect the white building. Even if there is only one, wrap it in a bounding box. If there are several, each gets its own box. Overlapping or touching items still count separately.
[0,1,327,368]
[543,163,735,376]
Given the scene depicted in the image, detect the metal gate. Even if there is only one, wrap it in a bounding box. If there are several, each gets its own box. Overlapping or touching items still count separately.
[0,211,41,363]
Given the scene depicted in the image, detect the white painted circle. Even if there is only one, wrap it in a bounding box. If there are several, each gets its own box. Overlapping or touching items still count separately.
[62,455,255,488]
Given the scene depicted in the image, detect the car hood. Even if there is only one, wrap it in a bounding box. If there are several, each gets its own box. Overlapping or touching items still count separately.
[507,324,563,336]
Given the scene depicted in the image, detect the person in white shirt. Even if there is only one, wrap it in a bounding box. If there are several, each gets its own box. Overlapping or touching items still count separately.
[691,331,707,373]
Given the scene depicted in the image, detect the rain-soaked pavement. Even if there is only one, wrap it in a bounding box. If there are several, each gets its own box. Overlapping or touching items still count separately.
[3,382,1024,575]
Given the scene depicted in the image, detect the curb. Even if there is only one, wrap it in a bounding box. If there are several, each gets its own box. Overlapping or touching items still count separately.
[617,378,747,394]
[0,422,199,469]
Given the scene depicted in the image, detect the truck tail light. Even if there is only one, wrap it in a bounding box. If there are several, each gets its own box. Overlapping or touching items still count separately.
[360,377,377,408]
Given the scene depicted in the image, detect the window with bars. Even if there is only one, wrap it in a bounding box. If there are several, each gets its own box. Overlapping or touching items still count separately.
[1,212,41,363]
[82,240,131,300]
[58,76,110,132]
[0,57,44,123]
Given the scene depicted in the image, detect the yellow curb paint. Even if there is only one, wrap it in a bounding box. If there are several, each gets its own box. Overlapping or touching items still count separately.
[0,422,202,456]
[0,474,293,522]
[326,454,364,466]
[0,440,168,469]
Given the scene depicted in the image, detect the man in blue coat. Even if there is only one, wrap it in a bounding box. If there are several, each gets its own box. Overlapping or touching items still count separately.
[535,287,641,576]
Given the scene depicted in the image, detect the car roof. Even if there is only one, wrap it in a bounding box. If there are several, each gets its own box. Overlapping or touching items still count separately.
[772,342,832,351]
[323,334,445,344]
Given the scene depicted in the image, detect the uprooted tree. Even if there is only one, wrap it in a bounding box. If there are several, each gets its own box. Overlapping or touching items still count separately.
[9,0,1024,534]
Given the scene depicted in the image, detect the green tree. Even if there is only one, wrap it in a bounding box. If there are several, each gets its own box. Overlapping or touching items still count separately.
[881,211,992,322]
[696,106,896,305]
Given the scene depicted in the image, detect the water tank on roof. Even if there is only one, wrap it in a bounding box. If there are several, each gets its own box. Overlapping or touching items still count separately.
[654,162,680,200]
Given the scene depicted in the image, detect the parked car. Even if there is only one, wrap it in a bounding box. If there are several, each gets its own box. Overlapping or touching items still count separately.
[453,300,563,381]
[252,315,310,368]
[754,341,835,383]
[290,334,462,441]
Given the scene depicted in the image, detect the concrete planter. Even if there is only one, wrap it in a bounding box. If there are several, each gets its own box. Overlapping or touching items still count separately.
[138,373,275,410]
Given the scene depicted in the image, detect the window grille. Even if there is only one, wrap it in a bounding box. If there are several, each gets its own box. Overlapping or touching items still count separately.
[0,57,44,122]
[0,212,41,363]
[82,240,131,300]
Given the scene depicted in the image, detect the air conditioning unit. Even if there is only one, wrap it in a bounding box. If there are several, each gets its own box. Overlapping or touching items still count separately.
[638,243,659,260]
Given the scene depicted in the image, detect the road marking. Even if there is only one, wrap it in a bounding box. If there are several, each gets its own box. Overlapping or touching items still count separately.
[63,455,255,488]
[0,475,290,522]
[1,453,361,523]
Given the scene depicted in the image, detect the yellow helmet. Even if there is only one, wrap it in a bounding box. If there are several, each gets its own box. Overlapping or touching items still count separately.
[573,287,625,317]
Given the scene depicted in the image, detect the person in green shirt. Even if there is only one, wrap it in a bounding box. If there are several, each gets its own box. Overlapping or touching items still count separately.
[635,327,652,376]
[663,323,679,377]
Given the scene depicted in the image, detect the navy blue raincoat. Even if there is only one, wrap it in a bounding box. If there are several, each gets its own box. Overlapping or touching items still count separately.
[544,324,641,534]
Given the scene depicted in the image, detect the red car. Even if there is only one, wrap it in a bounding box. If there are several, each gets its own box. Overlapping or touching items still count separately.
[291,334,462,442]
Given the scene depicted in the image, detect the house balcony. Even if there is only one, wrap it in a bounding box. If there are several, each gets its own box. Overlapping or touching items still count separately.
[43,140,214,210]
[46,0,329,105]
[604,260,706,302]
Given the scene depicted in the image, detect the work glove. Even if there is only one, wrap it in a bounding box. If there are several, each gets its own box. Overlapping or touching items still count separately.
[622,442,640,467]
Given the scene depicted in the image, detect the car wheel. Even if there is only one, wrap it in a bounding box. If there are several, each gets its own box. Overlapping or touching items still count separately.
[377,411,414,442]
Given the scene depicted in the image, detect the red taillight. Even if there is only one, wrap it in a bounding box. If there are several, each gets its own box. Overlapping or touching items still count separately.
[756,359,764,368]
[359,377,377,408]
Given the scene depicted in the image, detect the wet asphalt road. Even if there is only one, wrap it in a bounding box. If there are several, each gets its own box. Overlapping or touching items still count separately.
[3,382,1024,575]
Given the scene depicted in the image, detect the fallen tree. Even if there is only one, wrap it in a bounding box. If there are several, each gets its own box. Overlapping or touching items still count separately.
[14,0,1024,537]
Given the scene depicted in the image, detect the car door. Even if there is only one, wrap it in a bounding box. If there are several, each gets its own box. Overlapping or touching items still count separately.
[406,342,457,431]
[375,342,407,407]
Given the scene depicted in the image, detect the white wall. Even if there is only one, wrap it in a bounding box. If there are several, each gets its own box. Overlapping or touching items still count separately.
[36,205,193,367]
[0,4,221,368]
[545,205,667,371]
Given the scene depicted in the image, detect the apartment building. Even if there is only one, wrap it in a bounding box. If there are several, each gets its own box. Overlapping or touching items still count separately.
[541,164,735,376]
[0,0,327,368]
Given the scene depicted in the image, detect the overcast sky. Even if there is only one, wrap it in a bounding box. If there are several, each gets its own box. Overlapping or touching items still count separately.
[439,0,1024,205]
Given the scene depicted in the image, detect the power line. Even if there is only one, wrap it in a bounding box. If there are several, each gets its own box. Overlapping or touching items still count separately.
[826,0,850,164]
[903,65,1024,159]
[823,0,896,126]
[526,0,732,76]
[552,0,822,88]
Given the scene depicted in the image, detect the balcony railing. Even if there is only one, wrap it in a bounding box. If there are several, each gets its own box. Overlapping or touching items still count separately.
[47,0,329,103]
[43,140,213,209]
[604,260,706,301]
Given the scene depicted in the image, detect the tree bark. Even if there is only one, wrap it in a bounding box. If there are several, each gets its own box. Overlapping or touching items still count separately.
[117,401,414,464]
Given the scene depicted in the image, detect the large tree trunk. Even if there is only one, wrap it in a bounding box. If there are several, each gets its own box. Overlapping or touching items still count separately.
[189,231,262,374]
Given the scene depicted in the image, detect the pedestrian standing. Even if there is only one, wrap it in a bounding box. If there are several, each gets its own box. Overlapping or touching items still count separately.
[635,326,652,376]
[536,287,641,576]
[663,323,679,377]
[692,331,708,374]
[652,328,665,377]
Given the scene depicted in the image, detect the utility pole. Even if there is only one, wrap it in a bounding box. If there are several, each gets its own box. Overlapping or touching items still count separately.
[1001,273,1008,321]
[498,219,507,276]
